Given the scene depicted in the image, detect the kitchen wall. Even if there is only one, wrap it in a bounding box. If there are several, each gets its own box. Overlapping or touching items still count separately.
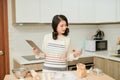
[8,0,120,73]
[98,24,120,50]
[9,24,98,55]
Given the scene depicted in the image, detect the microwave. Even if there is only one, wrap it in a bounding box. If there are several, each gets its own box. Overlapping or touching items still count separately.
[85,40,107,52]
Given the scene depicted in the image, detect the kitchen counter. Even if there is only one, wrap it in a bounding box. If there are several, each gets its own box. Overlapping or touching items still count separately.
[81,51,120,62]
[14,51,120,65]
[14,55,45,65]
[93,51,120,62]
[4,71,115,80]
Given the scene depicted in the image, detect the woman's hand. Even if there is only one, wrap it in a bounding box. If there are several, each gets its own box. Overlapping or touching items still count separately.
[32,47,46,58]
[32,47,40,56]
[73,49,82,58]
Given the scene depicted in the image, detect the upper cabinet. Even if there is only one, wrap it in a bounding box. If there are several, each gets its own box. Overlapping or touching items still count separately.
[62,0,79,23]
[78,0,95,23]
[95,0,116,22]
[40,0,62,23]
[41,0,79,23]
[15,0,41,23]
[14,0,118,23]
[117,0,120,21]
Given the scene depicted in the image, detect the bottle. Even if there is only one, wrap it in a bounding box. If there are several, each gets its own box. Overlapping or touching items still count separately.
[117,45,120,54]
[117,37,120,54]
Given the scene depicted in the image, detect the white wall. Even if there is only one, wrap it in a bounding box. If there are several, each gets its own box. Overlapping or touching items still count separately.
[98,24,120,51]
[8,0,120,73]
[10,25,98,55]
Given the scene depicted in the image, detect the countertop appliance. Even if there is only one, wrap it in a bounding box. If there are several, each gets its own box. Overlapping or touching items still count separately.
[85,40,107,52]
[93,29,104,40]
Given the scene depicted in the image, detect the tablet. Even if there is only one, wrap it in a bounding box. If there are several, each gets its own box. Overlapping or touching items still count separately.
[26,40,43,52]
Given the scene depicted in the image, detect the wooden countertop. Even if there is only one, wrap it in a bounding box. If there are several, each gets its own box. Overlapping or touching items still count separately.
[4,71,115,80]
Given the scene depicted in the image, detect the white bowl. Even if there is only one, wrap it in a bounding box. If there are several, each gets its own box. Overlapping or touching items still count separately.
[12,68,29,79]
[93,68,103,74]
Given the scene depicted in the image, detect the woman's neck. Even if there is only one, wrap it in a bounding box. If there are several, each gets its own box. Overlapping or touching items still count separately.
[58,34,63,36]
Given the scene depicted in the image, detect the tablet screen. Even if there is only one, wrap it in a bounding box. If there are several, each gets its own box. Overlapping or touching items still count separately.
[26,40,43,52]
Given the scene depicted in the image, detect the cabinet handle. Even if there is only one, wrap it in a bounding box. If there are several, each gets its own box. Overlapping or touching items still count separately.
[0,50,4,55]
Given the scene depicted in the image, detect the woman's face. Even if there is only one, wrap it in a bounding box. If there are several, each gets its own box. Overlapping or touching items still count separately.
[57,20,67,35]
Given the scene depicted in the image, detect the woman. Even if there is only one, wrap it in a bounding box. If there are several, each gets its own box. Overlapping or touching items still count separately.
[33,15,82,72]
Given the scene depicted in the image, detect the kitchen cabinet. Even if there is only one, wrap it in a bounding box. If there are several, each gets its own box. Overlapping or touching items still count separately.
[14,0,41,23]
[94,57,108,74]
[40,0,62,23]
[13,59,43,71]
[78,0,95,23]
[35,0,95,23]
[95,0,116,22]
[119,63,120,80]
[62,0,79,23]
[107,59,120,80]
[68,57,94,70]
[117,0,120,21]
[94,57,120,80]
[13,0,117,23]
[41,0,79,23]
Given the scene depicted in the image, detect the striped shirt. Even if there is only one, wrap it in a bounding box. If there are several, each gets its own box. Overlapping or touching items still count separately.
[42,33,71,72]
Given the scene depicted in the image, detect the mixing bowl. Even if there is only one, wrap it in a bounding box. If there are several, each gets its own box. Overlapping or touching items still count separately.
[93,68,103,74]
[12,68,29,79]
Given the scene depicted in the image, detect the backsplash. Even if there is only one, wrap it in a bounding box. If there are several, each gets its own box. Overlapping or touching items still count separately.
[9,24,98,56]
[98,24,120,51]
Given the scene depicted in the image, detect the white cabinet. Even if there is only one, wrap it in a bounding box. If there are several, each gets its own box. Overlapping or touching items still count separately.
[41,0,80,23]
[62,0,79,23]
[117,0,120,21]
[41,0,95,23]
[14,0,117,23]
[95,0,116,22]
[78,0,95,23]
[41,0,79,23]
[15,0,41,23]
[41,0,62,23]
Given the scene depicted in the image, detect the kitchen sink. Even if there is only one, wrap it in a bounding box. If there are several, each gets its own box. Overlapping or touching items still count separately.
[22,55,44,61]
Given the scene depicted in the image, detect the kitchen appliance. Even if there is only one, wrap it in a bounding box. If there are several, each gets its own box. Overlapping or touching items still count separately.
[117,50,120,54]
[93,29,104,40]
[68,57,94,70]
[85,40,107,52]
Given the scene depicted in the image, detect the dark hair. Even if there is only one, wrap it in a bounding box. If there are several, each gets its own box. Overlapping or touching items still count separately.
[52,15,69,40]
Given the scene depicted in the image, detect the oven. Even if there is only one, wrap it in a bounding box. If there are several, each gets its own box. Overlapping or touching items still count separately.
[67,57,94,71]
